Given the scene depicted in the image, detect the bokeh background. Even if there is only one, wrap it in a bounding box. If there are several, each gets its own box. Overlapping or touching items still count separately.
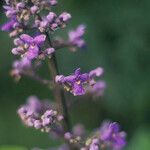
[0,0,150,149]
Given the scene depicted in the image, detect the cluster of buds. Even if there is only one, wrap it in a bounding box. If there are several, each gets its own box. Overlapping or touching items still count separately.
[55,67,105,96]
[35,12,71,32]
[17,96,63,132]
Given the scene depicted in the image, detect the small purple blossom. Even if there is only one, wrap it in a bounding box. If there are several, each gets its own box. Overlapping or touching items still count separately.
[1,19,17,32]
[89,139,100,150]
[3,5,17,18]
[68,25,86,49]
[59,12,72,23]
[89,67,104,78]
[50,0,58,6]
[30,6,39,15]
[56,67,104,96]
[47,12,57,22]
[56,68,89,96]
[64,132,72,140]
[45,48,55,56]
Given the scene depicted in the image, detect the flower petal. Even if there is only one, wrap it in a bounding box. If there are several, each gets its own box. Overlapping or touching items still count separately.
[34,34,46,45]
[72,83,85,96]
[26,46,39,59]
[20,34,33,43]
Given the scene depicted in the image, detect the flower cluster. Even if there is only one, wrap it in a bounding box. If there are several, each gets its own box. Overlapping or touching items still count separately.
[10,33,55,79]
[55,67,104,96]
[12,34,46,59]
[12,34,55,59]
[17,96,63,132]
[81,121,126,150]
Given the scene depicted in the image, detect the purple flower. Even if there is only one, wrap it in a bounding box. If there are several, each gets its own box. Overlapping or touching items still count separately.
[42,110,57,126]
[30,6,39,15]
[56,68,89,96]
[56,67,104,96]
[100,121,126,150]
[89,139,100,150]
[64,132,72,140]
[1,19,16,31]
[59,12,72,23]
[16,2,25,10]
[68,25,86,48]
[89,67,104,78]
[3,5,17,18]
[20,34,46,46]
[13,34,46,59]
[34,120,42,129]
[47,12,57,23]
[44,48,55,57]
[49,0,58,6]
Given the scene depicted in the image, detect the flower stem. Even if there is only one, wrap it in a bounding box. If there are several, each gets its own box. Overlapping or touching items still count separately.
[48,54,71,131]
[46,32,71,132]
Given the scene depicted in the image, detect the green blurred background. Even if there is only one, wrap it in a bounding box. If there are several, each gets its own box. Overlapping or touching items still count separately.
[0,0,150,149]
